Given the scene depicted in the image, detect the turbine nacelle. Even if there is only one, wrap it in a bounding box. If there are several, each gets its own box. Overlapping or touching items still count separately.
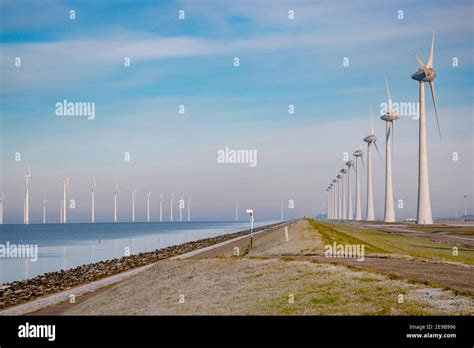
[363,135,377,144]
[345,160,354,167]
[340,169,347,174]
[380,114,399,122]
[352,149,364,157]
[336,174,342,179]
[411,68,437,82]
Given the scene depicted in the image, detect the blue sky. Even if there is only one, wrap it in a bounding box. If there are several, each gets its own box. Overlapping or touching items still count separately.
[1,0,473,223]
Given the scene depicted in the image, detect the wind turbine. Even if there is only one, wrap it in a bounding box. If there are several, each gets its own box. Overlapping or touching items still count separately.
[159,192,163,222]
[411,32,440,225]
[329,183,334,219]
[381,75,399,223]
[179,194,184,222]
[114,180,119,223]
[187,196,191,222]
[42,196,47,224]
[340,169,347,219]
[352,148,364,221]
[332,178,338,219]
[91,177,96,223]
[326,187,331,219]
[147,192,152,223]
[280,200,284,221]
[131,188,139,223]
[363,111,380,221]
[60,200,63,224]
[170,192,174,222]
[24,164,32,224]
[235,200,239,221]
[0,193,6,224]
[62,177,71,224]
[336,174,343,219]
[345,161,354,220]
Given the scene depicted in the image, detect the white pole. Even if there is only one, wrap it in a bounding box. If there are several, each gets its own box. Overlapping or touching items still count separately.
[341,173,346,219]
[366,144,375,221]
[159,193,163,222]
[384,121,396,222]
[147,192,151,223]
[347,168,353,220]
[416,81,433,224]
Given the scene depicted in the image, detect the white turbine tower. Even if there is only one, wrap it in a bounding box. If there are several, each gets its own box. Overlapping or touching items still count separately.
[235,200,239,221]
[332,178,338,219]
[62,177,71,224]
[329,183,334,219]
[91,177,96,223]
[187,196,191,222]
[0,193,6,224]
[24,164,32,225]
[131,188,139,223]
[114,180,119,223]
[381,75,399,223]
[179,194,185,222]
[159,192,163,222]
[340,169,347,219]
[326,187,331,219]
[280,200,284,221]
[147,192,152,223]
[336,174,343,219]
[345,161,354,220]
[60,200,63,224]
[363,112,380,221]
[352,149,365,221]
[170,192,174,222]
[411,32,441,225]
[42,196,47,224]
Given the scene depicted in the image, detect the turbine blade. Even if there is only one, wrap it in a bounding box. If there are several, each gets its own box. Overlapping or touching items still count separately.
[415,53,425,68]
[427,32,434,68]
[374,142,382,159]
[429,81,442,141]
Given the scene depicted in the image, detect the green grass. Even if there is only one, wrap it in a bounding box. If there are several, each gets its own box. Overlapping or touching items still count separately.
[308,219,474,265]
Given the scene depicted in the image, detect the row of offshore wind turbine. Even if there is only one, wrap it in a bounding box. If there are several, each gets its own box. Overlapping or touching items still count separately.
[326,33,440,225]
[3,168,193,224]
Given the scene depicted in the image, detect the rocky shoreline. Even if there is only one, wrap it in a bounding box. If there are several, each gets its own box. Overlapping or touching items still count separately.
[0,223,283,310]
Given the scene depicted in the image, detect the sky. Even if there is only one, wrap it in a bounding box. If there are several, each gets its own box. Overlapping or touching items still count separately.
[0,0,473,223]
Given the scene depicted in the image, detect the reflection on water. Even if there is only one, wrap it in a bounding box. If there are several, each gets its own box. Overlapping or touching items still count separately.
[0,221,275,283]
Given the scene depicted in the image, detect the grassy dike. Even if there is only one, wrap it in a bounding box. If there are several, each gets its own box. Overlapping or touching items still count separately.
[60,219,473,316]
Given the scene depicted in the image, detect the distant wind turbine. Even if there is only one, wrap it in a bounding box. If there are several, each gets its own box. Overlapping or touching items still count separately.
[132,188,139,223]
[411,32,440,225]
[187,196,191,222]
[179,194,184,222]
[91,177,96,223]
[352,148,364,221]
[340,169,347,219]
[42,196,47,224]
[280,200,284,221]
[114,180,119,223]
[235,200,239,221]
[147,192,152,222]
[381,75,399,223]
[159,192,163,222]
[0,192,6,224]
[24,164,32,224]
[363,111,380,221]
[345,161,354,220]
[332,179,338,220]
[62,177,71,224]
[336,174,343,219]
[170,192,174,222]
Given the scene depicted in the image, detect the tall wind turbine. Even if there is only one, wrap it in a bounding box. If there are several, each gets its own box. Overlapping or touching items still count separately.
[329,184,334,219]
[42,196,47,224]
[170,192,174,222]
[381,75,399,223]
[60,200,63,224]
[280,200,284,221]
[114,180,119,223]
[0,193,6,224]
[340,169,347,219]
[187,196,191,222]
[62,177,71,224]
[91,177,96,223]
[147,192,152,223]
[336,174,343,219]
[352,148,364,221]
[411,32,440,225]
[345,161,354,220]
[24,165,32,224]
[363,112,379,221]
[332,179,338,219]
[131,188,139,223]
[159,192,163,222]
[326,187,331,219]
